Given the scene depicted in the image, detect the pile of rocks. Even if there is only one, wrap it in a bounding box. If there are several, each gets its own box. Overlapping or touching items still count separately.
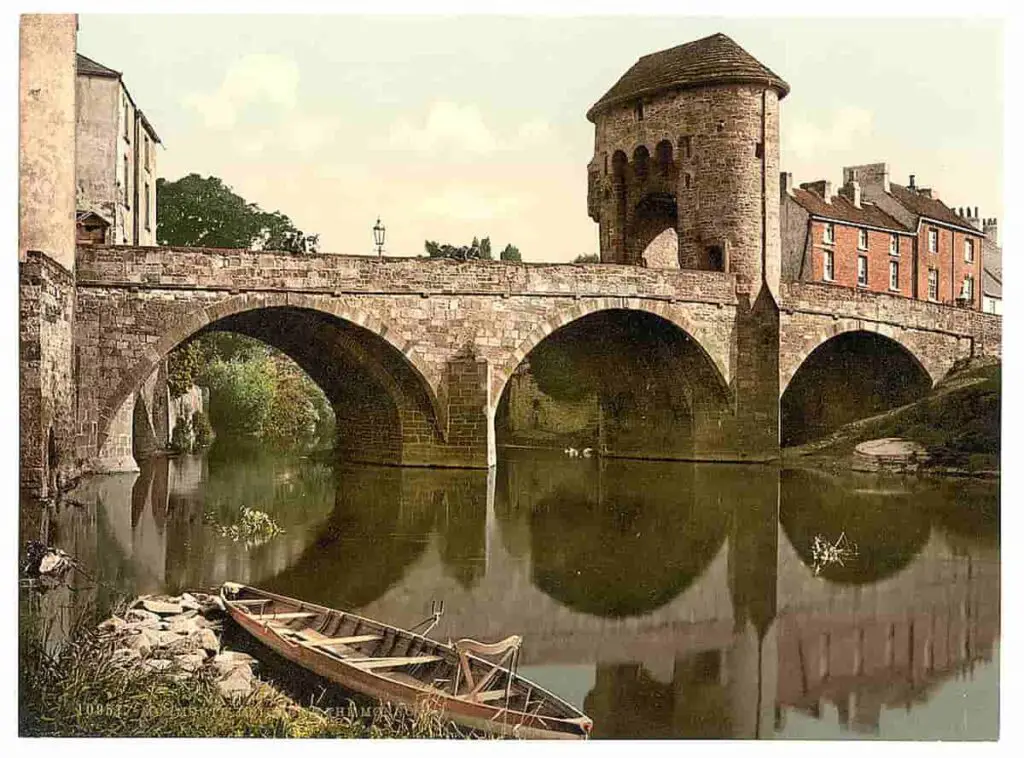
[97,592,259,699]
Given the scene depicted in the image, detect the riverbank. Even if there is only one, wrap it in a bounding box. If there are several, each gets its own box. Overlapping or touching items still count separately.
[783,358,1000,477]
[18,591,467,738]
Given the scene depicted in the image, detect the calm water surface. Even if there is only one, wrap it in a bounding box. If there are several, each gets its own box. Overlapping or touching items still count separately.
[32,444,999,739]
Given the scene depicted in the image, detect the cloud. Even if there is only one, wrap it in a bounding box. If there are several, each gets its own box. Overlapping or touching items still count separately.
[419,187,525,221]
[786,106,875,161]
[183,54,300,130]
[381,101,552,155]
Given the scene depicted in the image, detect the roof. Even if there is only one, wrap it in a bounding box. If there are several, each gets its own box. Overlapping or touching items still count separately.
[790,188,910,233]
[982,239,1001,298]
[76,53,120,78]
[587,33,789,121]
[75,210,111,226]
[888,183,981,233]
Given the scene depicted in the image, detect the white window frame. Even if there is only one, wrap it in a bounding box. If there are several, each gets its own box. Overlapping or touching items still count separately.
[965,238,975,263]
[928,227,938,253]
[823,250,835,282]
[961,275,974,300]
[928,269,939,301]
[890,234,899,257]
[857,255,868,287]
[823,223,835,245]
[858,229,869,251]
[889,260,899,291]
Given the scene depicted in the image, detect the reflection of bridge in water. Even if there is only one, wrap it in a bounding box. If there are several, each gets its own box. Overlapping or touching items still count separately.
[62,453,998,738]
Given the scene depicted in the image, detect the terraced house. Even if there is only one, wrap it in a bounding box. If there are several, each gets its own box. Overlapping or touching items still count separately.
[782,162,987,311]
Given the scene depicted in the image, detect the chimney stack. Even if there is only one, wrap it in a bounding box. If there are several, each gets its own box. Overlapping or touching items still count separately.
[780,171,794,196]
[842,163,889,194]
[964,206,982,231]
[838,170,862,208]
[908,174,916,190]
[983,217,998,244]
[800,180,832,203]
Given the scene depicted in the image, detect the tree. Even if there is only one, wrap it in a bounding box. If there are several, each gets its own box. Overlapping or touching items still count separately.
[500,244,522,262]
[424,237,491,261]
[156,174,319,253]
[573,253,600,263]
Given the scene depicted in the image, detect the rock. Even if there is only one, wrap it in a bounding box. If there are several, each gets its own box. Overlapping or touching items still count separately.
[162,633,201,655]
[170,672,192,683]
[97,616,127,634]
[124,608,161,628]
[216,668,252,700]
[167,615,201,635]
[142,658,174,673]
[193,628,220,654]
[212,651,256,675]
[141,599,183,616]
[122,628,157,657]
[174,652,206,672]
[180,593,202,611]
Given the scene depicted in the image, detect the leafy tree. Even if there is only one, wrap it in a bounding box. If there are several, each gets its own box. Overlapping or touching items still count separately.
[167,340,205,398]
[500,244,522,262]
[192,410,214,448]
[157,174,319,253]
[573,253,600,263]
[170,415,194,453]
[201,358,276,438]
[424,237,492,261]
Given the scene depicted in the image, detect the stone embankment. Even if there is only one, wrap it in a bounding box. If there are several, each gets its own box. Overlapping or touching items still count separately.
[97,592,258,699]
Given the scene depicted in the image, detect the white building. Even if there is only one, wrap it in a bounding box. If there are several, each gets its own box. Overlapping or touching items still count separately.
[75,53,160,246]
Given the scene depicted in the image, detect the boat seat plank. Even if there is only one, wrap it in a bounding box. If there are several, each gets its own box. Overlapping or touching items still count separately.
[252,612,317,621]
[232,599,272,606]
[299,634,382,648]
[348,655,443,670]
[470,689,514,703]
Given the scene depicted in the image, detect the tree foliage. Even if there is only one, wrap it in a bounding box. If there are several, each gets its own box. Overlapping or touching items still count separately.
[500,244,522,262]
[167,341,205,398]
[201,358,276,438]
[573,253,600,263]
[156,174,319,253]
[423,236,495,261]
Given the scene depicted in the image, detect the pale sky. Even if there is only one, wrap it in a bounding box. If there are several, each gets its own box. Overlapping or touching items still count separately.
[77,15,1003,261]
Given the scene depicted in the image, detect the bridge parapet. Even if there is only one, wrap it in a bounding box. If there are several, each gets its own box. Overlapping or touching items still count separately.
[76,245,739,304]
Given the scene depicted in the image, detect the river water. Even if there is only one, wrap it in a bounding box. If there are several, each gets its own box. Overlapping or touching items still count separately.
[27,444,999,740]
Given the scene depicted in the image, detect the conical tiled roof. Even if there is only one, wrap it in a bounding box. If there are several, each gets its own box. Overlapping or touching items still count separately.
[587,33,790,121]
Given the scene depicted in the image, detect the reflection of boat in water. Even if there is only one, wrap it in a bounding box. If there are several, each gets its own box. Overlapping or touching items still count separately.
[221,583,593,739]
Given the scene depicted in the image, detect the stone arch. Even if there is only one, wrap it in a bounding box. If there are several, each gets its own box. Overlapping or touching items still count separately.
[654,139,674,176]
[780,327,934,447]
[630,192,679,265]
[491,298,731,410]
[96,293,444,451]
[611,150,629,183]
[780,322,937,396]
[632,145,650,182]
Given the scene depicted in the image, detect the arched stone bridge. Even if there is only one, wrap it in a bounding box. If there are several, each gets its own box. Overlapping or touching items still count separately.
[26,244,1000,484]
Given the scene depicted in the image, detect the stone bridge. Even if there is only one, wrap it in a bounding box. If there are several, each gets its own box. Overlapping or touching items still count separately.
[20,244,1000,493]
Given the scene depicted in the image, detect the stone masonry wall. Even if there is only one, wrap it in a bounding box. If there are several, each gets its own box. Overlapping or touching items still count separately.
[20,252,77,494]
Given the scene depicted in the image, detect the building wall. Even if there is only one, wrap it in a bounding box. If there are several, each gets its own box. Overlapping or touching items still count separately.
[805,219,914,299]
[136,125,157,245]
[916,223,983,310]
[19,14,77,271]
[75,74,118,227]
[780,192,810,281]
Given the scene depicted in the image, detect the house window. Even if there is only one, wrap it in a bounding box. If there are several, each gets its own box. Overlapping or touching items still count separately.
[823,250,834,281]
[858,229,868,250]
[961,276,975,301]
[857,255,868,286]
[823,223,835,245]
[890,234,899,256]
[965,238,975,263]
[123,155,130,207]
[928,269,939,300]
[928,227,938,253]
[889,260,900,291]
[635,102,644,121]
[144,136,151,170]
[123,98,130,140]
[144,182,151,230]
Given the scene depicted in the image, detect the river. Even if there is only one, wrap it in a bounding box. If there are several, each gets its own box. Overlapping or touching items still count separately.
[25,443,999,740]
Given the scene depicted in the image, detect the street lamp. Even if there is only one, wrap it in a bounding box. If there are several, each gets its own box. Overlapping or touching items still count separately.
[373,217,386,257]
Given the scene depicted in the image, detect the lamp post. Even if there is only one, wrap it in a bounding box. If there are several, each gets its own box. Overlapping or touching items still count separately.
[373,217,386,258]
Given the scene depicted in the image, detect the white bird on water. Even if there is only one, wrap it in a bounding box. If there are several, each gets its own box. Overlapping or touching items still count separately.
[582,447,593,458]
[564,447,579,458]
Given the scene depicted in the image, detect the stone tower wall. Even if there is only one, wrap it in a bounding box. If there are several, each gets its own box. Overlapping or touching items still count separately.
[589,83,781,298]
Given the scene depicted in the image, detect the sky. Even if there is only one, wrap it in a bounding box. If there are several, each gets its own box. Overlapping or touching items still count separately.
[75,15,1004,262]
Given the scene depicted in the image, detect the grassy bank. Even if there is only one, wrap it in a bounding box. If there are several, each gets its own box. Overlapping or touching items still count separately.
[784,359,1000,473]
[18,607,467,738]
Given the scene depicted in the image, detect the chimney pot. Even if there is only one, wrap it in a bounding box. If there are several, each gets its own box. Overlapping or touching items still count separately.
[909,174,916,189]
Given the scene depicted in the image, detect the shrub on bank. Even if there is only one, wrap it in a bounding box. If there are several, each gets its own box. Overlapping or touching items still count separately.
[170,416,193,454]
[192,410,214,448]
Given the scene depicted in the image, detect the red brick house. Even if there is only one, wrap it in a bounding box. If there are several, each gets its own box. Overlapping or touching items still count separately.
[781,164,985,310]
[781,174,915,298]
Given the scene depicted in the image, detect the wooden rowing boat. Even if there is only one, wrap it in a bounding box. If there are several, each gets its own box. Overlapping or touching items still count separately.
[219,583,593,739]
